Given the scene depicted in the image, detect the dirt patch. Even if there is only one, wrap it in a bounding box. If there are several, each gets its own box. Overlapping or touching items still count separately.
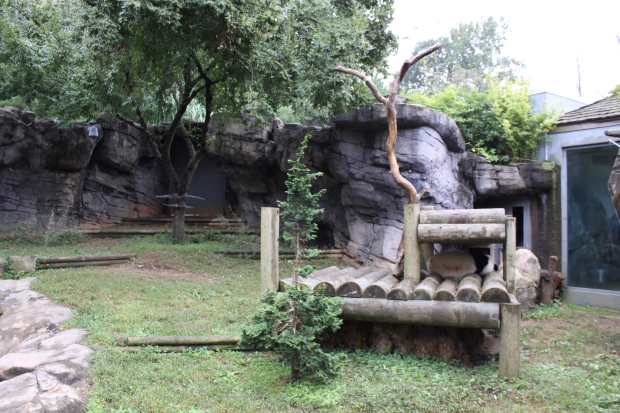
[96,259,213,282]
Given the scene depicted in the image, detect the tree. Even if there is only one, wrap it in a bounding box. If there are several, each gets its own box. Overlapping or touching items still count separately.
[278,134,326,282]
[0,0,397,242]
[405,80,557,163]
[401,17,523,93]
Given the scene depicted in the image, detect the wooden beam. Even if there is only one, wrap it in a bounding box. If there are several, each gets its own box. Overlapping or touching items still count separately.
[420,208,506,224]
[261,207,279,294]
[418,223,506,244]
[505,217,517,295]
[404,204,421,282]
[38,254,137,264]
[340,298,500,329]
[499,302,521,379]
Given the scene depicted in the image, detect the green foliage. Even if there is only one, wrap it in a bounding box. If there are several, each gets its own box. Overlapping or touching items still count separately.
[402,17,522,93]
[241,286,345,382]
[524,299,566,320]
[278,134,326,273]
[0,95,27,109]
[406,79,558,163]
[1,0,397,124]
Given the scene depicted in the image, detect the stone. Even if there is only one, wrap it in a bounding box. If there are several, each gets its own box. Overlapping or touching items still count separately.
[0,256,8,276]
[500,249,542,312]
[0,373,45,413]
[9,256,38,275]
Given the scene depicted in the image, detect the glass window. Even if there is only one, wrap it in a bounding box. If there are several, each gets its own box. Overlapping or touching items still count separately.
[566,145,620,291]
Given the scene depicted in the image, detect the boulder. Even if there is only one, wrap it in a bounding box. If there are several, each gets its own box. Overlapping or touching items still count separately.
[9,256,38,275]
[0,372,86,413]
[427,250,477,279]
[515,249,542,312]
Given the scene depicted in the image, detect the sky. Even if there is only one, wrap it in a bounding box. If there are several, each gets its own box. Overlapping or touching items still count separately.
[388,0,620,104]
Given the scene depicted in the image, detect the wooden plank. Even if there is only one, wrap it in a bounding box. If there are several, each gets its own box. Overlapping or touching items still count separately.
[420,208,506,224]
[418,223,506,244]
[387,279,417,300]
[260,207,279,294]
[38,254,137,264]
[404,204,421,282]
[504,217,517,295]
[499,302,521,379]
[340,298,500,329]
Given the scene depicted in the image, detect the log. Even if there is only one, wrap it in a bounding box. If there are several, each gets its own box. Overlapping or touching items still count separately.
[315,267,374,296]
[420,208,506,224]
[539,256,558,306]
[337,268,393,297]
[499,302,521,379]
[505,217,517,294]
[362,275,400,298]
[340,298,500,329]
[553,272,567,291]
[483,271,505,287]
[80,229,255,237]
[121,334,241,346]
[434,278,458,301]
[260,207,279,294]
[38,259,130,269]
[481,279,511,303]
[213,249,344,255]
[404,204,421,282]
[456,273,482,303]
[92,344,253,352]
[412,274,442,300]
[418,223,506,244]
[301,267,359,291]
[308,266,342,278]
[38,254,137,264]
[387,279,417,300]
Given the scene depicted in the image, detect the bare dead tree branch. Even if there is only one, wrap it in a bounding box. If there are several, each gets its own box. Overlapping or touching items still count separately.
[334,66,387,104]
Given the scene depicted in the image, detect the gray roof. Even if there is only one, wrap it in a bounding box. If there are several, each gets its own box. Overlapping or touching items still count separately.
[556,97,620,125]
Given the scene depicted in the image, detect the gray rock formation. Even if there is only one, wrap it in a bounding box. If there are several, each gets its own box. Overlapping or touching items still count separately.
[0,107,168,225]
[502,249,542,312]
[9,256,37,275]
[0,104,558,268]
[0,277,91,412]
[209,104,558,268]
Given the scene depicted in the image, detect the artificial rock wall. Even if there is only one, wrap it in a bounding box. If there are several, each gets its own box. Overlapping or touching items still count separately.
[0,104,559,268]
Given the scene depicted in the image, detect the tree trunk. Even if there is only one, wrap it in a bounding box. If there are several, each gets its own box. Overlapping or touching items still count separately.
[172,197,187,244]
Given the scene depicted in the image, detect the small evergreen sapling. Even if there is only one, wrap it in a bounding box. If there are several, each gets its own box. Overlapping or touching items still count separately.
[241,134,344,382]
[277,134,326,283]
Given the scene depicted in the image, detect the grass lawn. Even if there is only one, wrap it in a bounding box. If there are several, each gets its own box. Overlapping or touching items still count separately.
[1,233,619,412]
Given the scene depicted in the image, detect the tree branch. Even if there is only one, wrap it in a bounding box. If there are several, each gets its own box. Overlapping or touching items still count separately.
[334,66,387,104]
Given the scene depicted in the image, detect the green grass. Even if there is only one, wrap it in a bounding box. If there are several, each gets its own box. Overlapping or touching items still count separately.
[2,235,619,412]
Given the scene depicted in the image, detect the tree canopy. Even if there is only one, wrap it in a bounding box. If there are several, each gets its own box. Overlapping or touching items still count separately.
[401,17,522,93]
[1,0,397,242]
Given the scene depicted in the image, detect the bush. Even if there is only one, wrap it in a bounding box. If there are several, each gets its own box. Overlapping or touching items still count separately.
[240,285,346,382]
[405,79,558,163]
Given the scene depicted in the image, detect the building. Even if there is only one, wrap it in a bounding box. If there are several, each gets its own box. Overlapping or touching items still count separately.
[537,96,620,310]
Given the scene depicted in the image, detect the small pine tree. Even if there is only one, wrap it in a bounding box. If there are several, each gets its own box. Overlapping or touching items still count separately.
[278,134,326,283]
[241,134,344,382]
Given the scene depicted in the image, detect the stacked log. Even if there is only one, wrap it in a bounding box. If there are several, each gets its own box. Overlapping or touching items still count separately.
[387,279,417,300]
[362,275,400,298]
[434,279,459,301]
[37,254,137,269]
[456,274,482,303]
[481,271,510,303]
[215,249,344,260]
[337,268,393,297]
[279,266,358,292]
[412,274,442,300]
[315,267,375,296]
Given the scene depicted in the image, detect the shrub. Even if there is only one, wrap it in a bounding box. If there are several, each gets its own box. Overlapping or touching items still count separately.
[241,285,345,382]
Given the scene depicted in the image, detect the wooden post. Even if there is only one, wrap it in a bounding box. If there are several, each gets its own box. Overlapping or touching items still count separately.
[499,302,521,379]
[504,217,517,295]
[404,204,421,282]
[261,207,279,294]
[420,206,434,269]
